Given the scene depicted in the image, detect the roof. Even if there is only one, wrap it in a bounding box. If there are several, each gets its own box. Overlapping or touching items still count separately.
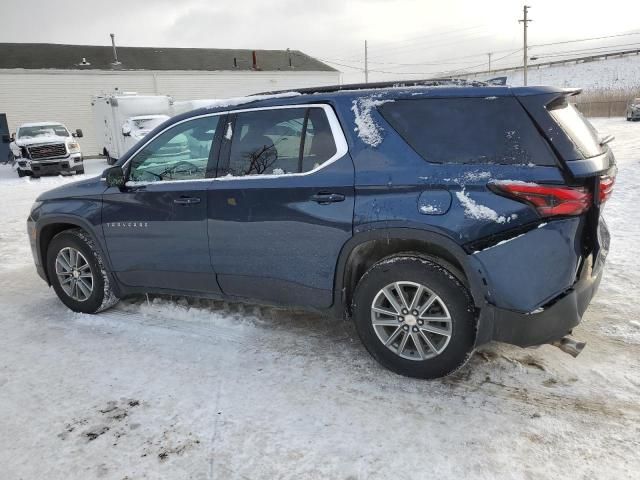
[0,43,337,72]
[178,84,569,120]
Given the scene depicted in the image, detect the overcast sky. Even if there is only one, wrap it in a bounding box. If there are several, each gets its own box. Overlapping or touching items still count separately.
[3,0,640,82]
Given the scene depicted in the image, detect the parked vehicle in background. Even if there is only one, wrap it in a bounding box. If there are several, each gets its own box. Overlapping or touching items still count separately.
[626,98,640,121]
[171,99,219,117]
[4,122,84,177]
[92,92,173,165]
[28,81,615,379]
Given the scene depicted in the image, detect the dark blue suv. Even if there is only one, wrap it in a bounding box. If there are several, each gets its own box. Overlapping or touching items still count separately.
[27,81,615,379]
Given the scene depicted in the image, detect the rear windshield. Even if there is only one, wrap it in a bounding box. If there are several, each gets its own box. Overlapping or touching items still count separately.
[548,101,602,159]
[378,97,556,166]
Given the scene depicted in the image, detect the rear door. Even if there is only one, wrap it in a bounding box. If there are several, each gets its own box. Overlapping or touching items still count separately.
[207,104,354,308]
[102,114,224,293]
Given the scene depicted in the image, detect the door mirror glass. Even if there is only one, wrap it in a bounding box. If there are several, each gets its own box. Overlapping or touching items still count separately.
[104,166,125,188]
[129,116,219,183]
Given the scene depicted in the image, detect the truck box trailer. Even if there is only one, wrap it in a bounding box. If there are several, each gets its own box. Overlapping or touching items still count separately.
[92,93,173,164]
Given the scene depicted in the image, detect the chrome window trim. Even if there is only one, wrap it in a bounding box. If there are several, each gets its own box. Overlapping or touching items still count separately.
[117,103,348,184]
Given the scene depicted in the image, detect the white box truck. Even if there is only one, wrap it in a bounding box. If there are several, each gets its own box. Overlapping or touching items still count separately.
[170,99,219,117]
[92,93,173,164]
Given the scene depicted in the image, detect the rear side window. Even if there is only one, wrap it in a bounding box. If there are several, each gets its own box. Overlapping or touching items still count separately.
[378,97,556,166]
[227,107,337,176]
[549,100,603,159]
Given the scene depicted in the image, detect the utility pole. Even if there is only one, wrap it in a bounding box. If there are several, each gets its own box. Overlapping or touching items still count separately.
[364,40,369,83]
[518,5,532,85]
[487,52,492,73]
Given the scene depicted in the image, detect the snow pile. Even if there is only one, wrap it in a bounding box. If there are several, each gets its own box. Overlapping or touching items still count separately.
[351,96,394,147]
[467,54,640,90]
[456,189,512,224]
[204,91,301,110]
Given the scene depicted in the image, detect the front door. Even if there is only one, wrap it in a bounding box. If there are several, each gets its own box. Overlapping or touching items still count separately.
[102,114,223,293]
[207,105,354,308]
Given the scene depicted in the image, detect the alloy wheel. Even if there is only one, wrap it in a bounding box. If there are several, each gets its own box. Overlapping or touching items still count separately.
[371,281,452,361]
[55,247,94,302]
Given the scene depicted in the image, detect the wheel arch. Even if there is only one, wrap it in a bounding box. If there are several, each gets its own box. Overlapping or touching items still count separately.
[333,228,489,320]
[36,215,113,286]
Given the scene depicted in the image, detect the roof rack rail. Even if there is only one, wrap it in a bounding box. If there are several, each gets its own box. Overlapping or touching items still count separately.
[254,77,491,96]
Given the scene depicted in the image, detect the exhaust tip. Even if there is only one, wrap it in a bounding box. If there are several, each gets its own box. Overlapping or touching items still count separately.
[551,336,586,358]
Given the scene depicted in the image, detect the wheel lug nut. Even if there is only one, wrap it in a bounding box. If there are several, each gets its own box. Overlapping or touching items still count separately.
[412,326,419,332]
[403,325,409,331]
[418,320,424,325]
[398,316,404,322]
[412,310,418,316]
[402,309,408,315]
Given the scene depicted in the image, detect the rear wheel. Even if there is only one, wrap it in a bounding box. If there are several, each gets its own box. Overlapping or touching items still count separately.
[352,255,476,379]
[17,169,26,177]
[47,229,119,313]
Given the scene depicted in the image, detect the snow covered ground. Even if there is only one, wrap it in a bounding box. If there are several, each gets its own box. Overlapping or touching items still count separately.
[0,118,639,479]
[467,54,640,90]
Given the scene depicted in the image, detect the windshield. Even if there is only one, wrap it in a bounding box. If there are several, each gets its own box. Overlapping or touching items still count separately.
[549,101,603,158]
[18,124,69,139]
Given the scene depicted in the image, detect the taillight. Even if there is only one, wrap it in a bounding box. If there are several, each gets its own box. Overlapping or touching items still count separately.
[489,181,592,217]
[599,175,615,204]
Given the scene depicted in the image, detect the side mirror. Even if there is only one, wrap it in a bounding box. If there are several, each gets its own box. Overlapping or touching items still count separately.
[122,124,131,137]
[1,134,10,143]
[104,166,126,188]
[73,128,84,138]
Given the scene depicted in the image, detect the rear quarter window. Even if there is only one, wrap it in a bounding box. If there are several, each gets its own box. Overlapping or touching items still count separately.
[548,100,603,159]
[378,97,557,166]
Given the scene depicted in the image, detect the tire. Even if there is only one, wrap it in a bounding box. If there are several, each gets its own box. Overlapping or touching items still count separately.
[17,169,26,177]
[352,255,476,379]
[77,167,85,174]
[46,229,119,314]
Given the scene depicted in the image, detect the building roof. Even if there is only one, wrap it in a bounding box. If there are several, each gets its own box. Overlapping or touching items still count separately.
[0,43,337,72]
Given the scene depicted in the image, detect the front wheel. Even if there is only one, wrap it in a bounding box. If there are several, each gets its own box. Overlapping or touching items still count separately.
[352,255,476,379]
[47,229,119,313]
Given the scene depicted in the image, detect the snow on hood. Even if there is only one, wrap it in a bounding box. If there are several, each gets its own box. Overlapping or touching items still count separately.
[15,135,70,147]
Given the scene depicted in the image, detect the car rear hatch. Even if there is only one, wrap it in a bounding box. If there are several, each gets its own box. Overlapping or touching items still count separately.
[466,89,615,313]
[516,88,615,265]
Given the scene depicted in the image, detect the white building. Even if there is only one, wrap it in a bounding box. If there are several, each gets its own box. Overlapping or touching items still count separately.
[0,43,341,155]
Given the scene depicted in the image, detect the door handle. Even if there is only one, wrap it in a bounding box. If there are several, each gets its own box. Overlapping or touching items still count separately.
[173,196,201,205]
[311,192,345,204]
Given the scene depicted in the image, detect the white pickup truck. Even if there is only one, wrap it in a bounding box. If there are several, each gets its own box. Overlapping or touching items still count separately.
[8,122,84,177]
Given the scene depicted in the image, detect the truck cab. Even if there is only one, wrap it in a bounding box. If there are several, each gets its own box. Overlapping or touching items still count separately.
[10,122,84,177]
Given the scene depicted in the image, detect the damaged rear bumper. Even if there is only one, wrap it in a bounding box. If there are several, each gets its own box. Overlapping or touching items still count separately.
[477,256,603,347]
[471,216,609,348]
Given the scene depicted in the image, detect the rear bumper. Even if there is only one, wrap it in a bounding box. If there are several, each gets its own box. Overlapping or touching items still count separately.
[480,255,602,347]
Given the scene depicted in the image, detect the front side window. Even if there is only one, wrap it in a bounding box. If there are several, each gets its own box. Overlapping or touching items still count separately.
[129,116,219,182]
[226,107,337,177]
